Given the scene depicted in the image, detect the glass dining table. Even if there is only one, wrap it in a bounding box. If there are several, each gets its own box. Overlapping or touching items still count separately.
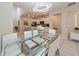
[2,29,56,56]
[22,36,49,56]
[3,36,49,56]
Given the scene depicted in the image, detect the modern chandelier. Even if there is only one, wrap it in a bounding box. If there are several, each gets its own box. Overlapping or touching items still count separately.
[33,3,52,13]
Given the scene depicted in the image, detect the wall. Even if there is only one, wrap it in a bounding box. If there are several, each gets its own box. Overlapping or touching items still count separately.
[13,6,18,27]
[52,15,60,29]
[61,10,73,39]
[0,2,13,52]
[61,8,79,39]
[75,13,79,28]
[77,14,79,28]
[51,7,77,39]
[52,13,61,36]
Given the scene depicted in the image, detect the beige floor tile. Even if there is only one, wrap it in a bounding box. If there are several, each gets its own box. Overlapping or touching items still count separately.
[59,39,78,56]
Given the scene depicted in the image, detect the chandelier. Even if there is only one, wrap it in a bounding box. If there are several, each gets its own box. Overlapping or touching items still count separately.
[33,3,52,13]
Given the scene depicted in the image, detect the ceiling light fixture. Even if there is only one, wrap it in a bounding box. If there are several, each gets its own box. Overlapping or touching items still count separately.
[33,3,52,13]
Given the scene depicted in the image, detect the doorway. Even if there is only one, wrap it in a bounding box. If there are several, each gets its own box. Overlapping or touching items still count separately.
[52,13,61,36]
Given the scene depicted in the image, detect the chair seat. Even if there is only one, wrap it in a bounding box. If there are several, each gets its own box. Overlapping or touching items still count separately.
[5,43,21,56]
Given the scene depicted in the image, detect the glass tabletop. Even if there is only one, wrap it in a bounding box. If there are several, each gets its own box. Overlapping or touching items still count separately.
[3,36,49,56]
[23,36,49,56]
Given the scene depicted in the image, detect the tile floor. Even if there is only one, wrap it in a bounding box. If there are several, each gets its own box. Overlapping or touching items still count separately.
[59,39,79,56]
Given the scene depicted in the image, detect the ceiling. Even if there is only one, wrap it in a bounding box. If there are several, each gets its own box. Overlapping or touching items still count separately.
[13,2,79,16]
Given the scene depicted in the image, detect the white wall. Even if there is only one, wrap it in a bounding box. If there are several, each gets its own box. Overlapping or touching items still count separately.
[13,6,18,27]
[75,13,79,28]
[51,7,77,39]
[0,2,13,52]
[77,14,79,28]
[61,10,75,39]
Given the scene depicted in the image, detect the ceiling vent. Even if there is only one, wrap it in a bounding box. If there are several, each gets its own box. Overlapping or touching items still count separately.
[67,2,75,6]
